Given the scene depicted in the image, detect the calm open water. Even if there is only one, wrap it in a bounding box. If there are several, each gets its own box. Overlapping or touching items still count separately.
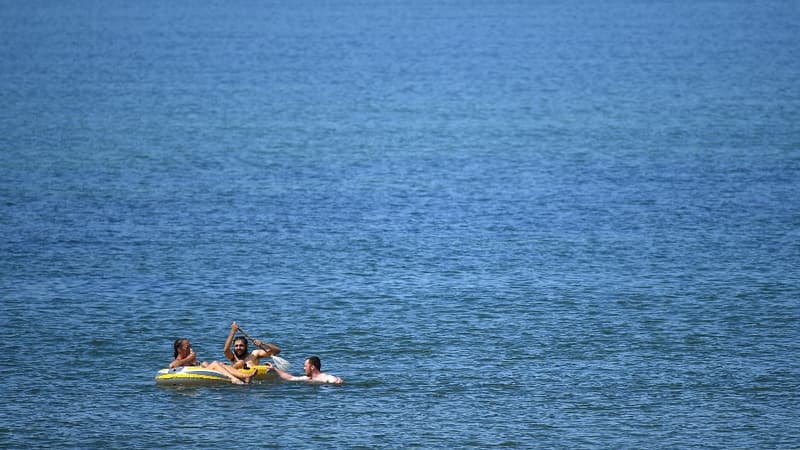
[1,0,799,448]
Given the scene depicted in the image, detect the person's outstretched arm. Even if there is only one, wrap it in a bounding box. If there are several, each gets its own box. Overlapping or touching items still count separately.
[272,365,306,381]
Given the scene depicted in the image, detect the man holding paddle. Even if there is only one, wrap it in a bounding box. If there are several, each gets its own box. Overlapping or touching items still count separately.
[224,321,283,369]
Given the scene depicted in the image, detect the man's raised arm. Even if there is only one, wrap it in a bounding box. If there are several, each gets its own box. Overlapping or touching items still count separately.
[223,321,238,362]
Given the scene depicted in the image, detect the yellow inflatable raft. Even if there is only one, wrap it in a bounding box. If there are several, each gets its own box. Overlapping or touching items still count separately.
[155,365,275,386]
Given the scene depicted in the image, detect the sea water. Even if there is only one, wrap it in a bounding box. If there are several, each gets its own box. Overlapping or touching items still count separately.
[1,0,798,448]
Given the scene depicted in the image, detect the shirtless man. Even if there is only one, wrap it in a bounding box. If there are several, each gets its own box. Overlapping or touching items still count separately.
[272,356,343,384]
[224,321,281,369]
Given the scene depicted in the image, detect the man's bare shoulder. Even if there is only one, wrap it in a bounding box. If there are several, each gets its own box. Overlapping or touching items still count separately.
[313,373,343,384]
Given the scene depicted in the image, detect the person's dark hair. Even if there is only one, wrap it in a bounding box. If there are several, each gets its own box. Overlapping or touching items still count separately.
[307,356,321,370]
[233,336,248,348]
[173,338,187,358]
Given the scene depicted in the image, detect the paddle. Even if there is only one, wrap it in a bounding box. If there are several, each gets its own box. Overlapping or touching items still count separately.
[236,326,291,370]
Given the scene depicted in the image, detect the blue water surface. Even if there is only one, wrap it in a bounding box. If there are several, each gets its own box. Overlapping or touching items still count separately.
[1,0,799,448]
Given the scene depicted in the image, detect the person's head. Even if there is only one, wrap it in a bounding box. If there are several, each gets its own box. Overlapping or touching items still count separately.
[304,356,322,376]
[173,338,191,358]
[233,336,248,358]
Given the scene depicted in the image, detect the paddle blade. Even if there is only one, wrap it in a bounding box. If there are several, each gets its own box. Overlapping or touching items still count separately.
[271,355,291,370]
